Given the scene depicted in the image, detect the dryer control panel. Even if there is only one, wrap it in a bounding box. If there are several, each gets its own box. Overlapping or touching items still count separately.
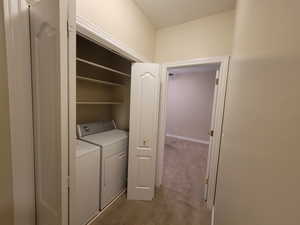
[77,120,116,138]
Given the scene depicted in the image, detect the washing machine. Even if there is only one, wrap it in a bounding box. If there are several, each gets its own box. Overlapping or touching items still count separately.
[75,140,100,225]
[77,120,128,209]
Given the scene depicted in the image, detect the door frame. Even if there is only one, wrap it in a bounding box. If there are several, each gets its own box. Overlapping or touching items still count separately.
[156,56,230,209]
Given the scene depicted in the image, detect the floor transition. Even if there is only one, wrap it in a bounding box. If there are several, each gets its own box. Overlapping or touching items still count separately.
[91,137,211,225]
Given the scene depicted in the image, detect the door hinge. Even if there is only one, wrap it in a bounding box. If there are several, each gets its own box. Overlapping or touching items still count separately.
[210,130,214,137]
[205,178,209,185]
[215,78,219,85]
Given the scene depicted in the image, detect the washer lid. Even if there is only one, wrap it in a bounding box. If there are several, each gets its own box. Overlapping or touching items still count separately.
[76,140,100,157]
[80,129,128,147]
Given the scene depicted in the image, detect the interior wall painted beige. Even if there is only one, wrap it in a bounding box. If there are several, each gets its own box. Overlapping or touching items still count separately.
[215,1,300,225]
[77,0,156,61]
[166,71,215,142]
[0,2,14,224]
[155,10,235,63]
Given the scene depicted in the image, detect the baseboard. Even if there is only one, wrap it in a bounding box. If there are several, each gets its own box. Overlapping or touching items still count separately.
[166,134,209,145]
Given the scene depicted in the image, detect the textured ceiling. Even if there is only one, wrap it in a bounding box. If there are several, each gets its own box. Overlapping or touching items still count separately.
[134,0,236,28]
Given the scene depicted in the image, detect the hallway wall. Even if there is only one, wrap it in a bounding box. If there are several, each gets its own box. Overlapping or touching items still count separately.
[166,71,215,143]
[215,1,300,225]
[155,10,235,63]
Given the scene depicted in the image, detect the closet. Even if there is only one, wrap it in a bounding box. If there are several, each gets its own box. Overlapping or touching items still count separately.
[75,34,133,224]
[29,1,161,223]
[76,34,132,128]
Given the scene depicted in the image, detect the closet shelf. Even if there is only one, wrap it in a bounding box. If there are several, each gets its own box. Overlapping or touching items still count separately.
[77,76,124,87]
[77,101,122,105]
[77,58,131,78]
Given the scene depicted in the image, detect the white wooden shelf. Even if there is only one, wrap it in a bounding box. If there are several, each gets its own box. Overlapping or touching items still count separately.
[77,58,131,78]
[77,76,123,87]
[77,101,122,105]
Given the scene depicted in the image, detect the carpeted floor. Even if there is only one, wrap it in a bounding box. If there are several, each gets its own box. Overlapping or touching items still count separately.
[163,137,209,209]
[91,137,211,225]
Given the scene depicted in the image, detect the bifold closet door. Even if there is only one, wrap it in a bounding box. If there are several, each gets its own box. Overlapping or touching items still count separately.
[127,63,160,200]
[29,0,70,225]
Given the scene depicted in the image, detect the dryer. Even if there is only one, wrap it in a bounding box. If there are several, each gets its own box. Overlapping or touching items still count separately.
[77,121,128,209]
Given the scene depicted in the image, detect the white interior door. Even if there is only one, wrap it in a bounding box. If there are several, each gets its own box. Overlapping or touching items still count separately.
[204,70,220,208]
[29,0,69,224]
[204,70,219,203]
[127,63,160,200]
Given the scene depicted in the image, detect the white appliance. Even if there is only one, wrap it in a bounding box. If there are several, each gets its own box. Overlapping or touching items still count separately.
[77,121,128,209]
[76,140,100,225]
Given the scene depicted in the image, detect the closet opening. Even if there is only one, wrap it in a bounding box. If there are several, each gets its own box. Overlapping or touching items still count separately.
[73,33,134,225]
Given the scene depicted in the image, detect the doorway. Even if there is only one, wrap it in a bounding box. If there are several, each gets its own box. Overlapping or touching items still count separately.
[163,63,219,209]
[157,57,230,214]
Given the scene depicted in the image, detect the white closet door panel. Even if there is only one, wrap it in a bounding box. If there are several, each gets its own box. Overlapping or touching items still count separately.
[127,63,160,200]
[137,73,157,148]
[29,0,69,225]
[34,22,60,222]
[136,156,152,187]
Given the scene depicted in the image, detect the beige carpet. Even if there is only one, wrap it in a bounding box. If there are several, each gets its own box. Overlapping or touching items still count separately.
[91,137,211,225]
[163,137,209,209]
